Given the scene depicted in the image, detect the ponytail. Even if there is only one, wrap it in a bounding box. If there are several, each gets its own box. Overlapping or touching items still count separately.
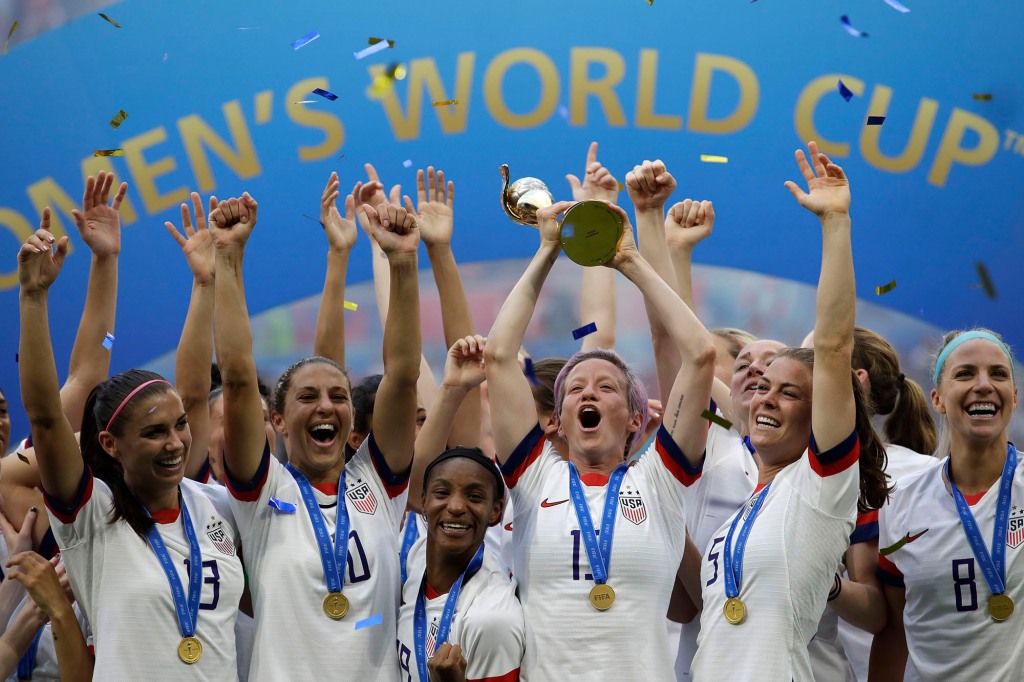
[884,376,936,454]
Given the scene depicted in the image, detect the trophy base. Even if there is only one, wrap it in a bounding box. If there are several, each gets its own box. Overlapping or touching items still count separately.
[559,201,624,267]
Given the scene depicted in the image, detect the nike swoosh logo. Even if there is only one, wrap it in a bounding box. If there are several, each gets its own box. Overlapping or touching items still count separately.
[540,498,569,508]
[879,528,929,556]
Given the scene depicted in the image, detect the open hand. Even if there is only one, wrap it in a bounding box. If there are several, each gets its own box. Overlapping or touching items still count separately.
[18,210,69,294]
[412,167,454,246]
[166,192,217,284]
[566,142,619,204]
[320,172,358,251]
[626,159,676,213]
[784,141,851,217]
[73,171,127,258]
[665,199,715,252]
[7,552,73,620]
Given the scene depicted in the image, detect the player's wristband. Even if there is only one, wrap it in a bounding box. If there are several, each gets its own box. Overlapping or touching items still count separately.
[827,573,842,602]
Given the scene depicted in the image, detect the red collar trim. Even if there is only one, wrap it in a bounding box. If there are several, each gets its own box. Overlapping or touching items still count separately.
[151,508,180,524]
[753,482,768,494]
[962,490,986,506]
[312,482,339,496]
[579,472,610,487]
[424,582,442,600]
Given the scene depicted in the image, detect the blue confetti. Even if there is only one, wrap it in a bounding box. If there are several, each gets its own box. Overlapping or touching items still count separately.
[102,332,115,350]
[268,498,297,513]
[403,159,413,168]
[572,322,598,341]
[524,357,540,385]
[355,613,384,630]
[840,16,868,38]
[882,0,911,12]
[290,31,320,51]
[354,41,390,60]
[867,115,886,126]
[838,80,854,102]
[312,87,338,101]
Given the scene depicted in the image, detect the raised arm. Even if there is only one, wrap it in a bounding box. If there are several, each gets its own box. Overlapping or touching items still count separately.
[625,160,679,401]
[166,192,218,481]
[408,335,487,513]
[210,194,267,483]
[357,164,439,411]
[60,172,127,430]
[18,210,82,504]
[607,205,716,465]
[784,141,855,450]
[361,201,422,473]
[413,167,481,447]
[663,200,734,422]
[567,142,620,351]
[313,172,358,366]
[483,201,574,462]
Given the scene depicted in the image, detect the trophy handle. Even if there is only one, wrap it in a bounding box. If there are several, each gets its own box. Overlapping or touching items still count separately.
[499,164,517,221]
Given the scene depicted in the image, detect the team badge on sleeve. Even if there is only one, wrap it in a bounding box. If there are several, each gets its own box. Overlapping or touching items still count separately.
[618,486,647,525]
[206,519,236,556]
[1007,505,1024,549]
[347,480,378,515]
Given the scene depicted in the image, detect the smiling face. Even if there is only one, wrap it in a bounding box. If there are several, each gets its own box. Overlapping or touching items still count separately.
[422,457,502,559]
[748,356,813,463]
[932,339,1018,447]
[557,358,642,464]
[100,389,191,500]
[272,363,353,482]
[730,340,786,434]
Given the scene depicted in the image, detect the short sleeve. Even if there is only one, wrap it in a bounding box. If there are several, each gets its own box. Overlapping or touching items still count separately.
[459,588,525,682]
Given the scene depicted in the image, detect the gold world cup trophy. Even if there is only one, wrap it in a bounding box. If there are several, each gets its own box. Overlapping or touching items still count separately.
[500,165,624,267]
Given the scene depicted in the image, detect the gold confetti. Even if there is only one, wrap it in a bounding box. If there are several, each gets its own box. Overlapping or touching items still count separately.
[617,182,625,191]
[647,0,654,4]
[875,279,897,295]
[343,300,359,311]
[98,13,121,28]
[109,109,128,129]
[367,73,395,100]
[975,261,997,299]
[368,37,395,48]
[3,21,17,56]
[432,99,459,106]
[387,63,407,80]
[701,409,733,431]
[700,155,729,163]
[93,149,124,157]
[972,93,993,102]
[17,452,29,464]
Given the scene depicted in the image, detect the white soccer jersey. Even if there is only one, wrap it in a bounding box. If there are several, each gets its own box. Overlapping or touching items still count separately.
[501,425,698,681]
[675,424,757,679]
[690,431,859,682]
[226,435,407,682]
[396,544,524,682]
[837,444,938,682]
[876,454,1024,681]
[44,473,244,681]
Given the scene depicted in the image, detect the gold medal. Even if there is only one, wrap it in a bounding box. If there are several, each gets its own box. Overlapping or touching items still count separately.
[589,583,616,611]
[723,597,747,625]
[323,591,350,620]
[989,594,1014,622]
[177,636,203,664]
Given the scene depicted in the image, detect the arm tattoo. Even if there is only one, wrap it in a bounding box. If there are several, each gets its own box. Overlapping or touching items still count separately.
[669,394,684,432]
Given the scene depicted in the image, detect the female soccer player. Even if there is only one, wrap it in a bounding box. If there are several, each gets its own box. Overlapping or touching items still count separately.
[484,196,717,680]
[872,329,1020,680]
[211,189,422,681]
[397,445,524,682]
[19,211,244,679]
[689,143,887,681]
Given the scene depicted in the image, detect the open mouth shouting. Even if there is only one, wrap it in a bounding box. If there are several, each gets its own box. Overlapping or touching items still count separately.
[308,422,338,449]
[578,405,602,432]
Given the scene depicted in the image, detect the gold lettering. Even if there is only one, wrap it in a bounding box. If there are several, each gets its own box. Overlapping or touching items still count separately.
[122,127,189,214]
[794,75,864,157]
[569,48,627,127]
[928,109,999,187]
[688,53,759,134]
[286,78,345,161]
[484,48,559,129]
[859,86,939,173]
[178,100,262,192]
[635,49,682,130]
[372,54,475,140]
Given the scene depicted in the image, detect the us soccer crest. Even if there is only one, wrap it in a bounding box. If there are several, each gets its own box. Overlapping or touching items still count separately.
[1007,505,1024,549]
[206,518,236,556]
[619,486,647,525]
[426,618,439,657]
[347,480,378,515]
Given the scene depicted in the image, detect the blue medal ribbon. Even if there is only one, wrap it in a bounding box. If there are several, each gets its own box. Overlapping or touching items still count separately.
[723,483,772,600]
[143,492,202,642]
[16,625,43,679]
[945,444,1017,599]
[568,462,628,587]
[286,464,349,595]
[414,543,485,681]
[400,514,420,584]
